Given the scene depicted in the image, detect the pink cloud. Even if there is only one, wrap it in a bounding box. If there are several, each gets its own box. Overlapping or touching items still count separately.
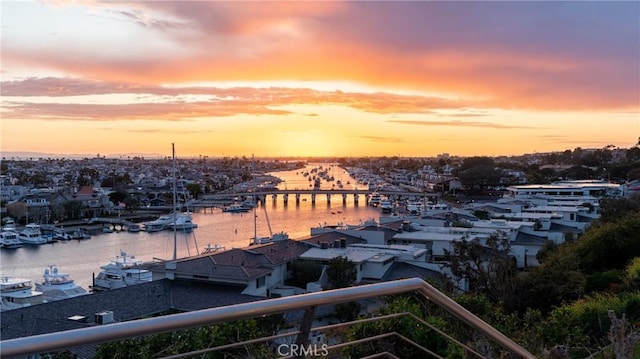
[2,1,638,111]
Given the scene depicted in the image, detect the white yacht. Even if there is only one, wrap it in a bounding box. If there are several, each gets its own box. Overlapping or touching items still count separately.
[1,276,47,311]
[144,211,196,232]
[379,197,394,213]
[143,214,173,232]
[18,223,47,245]
[35,265,89,301]
[2,218,17,232]
[166,211,198,231]
[92,251,153,291]
[222,204,251,213]
[0,230,24,249]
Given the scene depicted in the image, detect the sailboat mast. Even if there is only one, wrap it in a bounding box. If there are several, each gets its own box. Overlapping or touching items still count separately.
[172,143,177,261]
[253,204,258,243]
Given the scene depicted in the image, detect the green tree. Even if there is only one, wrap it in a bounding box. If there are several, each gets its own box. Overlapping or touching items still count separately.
[626,147,640,163]
[63,200,83,219]
[326,256,356,289]
[344,295,452,359]
[27,172,50,187]
[100,173,132,188]
[78,167,99,186]
[628,167,640,181]
[186,183,202,200]
[599,195,640,223]
[442,233,518,305]
[456,156,503,193]
[95,318,276,358]
[574,212,640,272]
[623,257,640,291]
[514,243,585,314]
[122,197,140,213]
[288,260,323,288]
[540,292,640,356]
[108,191,127,205]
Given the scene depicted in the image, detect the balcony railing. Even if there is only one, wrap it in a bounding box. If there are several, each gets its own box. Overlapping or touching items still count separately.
[0,277,536,358]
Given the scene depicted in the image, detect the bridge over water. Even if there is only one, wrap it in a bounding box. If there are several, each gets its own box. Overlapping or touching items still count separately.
[193,189,439,209]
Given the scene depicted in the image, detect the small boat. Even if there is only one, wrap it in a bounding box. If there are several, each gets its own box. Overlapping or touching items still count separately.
[222,204,251,213]
[91,251,153,291]
[52,229,71,241]
[35,265,89,301]
[71,228,91,240]
[202,243,226,254]
[0,230,24,249]
[126,224,141,232]
[1,276,47,311]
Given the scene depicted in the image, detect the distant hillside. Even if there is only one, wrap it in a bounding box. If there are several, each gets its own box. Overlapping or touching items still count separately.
[0,151,165,159]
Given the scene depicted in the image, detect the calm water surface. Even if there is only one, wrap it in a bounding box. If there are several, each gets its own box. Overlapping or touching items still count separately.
[0,164,381,290]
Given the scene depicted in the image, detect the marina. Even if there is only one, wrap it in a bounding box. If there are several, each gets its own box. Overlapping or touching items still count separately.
[0,165,382,291]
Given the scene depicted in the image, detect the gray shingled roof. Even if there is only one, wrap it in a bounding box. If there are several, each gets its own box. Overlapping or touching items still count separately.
[0,279,262,358]
[299,231,367,248]
[377,262,442,283]
[549,222,583,233]
[144,239,312,283]
[514,232,551,245]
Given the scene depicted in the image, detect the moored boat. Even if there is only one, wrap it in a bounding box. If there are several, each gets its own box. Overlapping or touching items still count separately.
[1,276,47,311]
[222,204,251,213]
[379,197,393,213]
[2,218,17,232]
[91,251,153,291]
[0,230,24,249]
[166,211,198,231]
[143,212,196,232]
[127,223,141,232]
[35,265,89,301]
[18,223,48,245]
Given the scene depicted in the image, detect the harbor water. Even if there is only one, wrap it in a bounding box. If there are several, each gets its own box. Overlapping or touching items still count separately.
[0,164,381,290]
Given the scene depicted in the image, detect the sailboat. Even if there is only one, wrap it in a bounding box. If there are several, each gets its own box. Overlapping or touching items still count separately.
[250,197,289,245]
[143,151,197,233]
[168,144,199,261]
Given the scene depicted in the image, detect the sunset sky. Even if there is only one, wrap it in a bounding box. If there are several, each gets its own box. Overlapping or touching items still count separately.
[1,1,639,158]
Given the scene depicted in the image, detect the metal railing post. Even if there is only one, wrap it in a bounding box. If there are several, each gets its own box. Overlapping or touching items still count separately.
[293,305,316,358]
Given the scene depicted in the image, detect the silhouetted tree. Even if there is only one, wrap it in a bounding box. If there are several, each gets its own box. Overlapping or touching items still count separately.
[442,232,517,304]
[456,157,503,193]
[326,256,356,289]
[186,183,202,200]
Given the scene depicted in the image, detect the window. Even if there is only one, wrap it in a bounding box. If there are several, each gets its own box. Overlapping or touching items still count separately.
[257,276,266,288]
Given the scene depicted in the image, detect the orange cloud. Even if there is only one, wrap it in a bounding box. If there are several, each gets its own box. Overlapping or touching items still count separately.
[2,1,638,113]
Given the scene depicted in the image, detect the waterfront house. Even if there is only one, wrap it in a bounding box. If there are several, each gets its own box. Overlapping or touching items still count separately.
[149,239,311,297]
[298,243,432,283]
[5,193,51,223]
